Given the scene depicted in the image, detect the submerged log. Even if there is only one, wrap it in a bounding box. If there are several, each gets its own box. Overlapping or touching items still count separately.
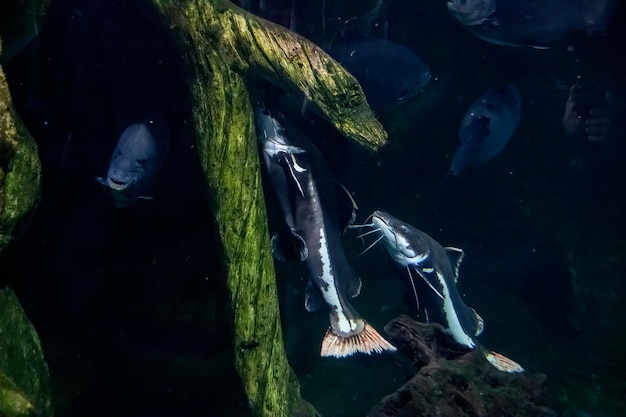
[148,1,385,416]
[1,0,386,414]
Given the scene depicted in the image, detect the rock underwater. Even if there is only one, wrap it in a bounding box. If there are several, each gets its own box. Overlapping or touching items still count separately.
[367,315,556,417]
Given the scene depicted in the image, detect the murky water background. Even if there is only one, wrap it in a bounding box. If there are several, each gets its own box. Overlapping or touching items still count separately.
[2,0,625,416]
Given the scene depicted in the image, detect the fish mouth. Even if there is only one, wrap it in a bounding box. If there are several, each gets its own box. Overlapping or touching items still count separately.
[371,210,392,229]
[107,178,130,191]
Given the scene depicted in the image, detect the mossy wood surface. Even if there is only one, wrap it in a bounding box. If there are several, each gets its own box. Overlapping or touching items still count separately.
[0,39,41,252]
[152,1,386,416]
[0,288,53,417]
[156,0,386,151]
[150,1,313,416]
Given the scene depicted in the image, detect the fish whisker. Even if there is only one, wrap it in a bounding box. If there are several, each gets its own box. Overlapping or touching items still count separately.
[357,234,384,257]
[405,264,420,314]
[346,223,375,230]
[356,227,382,239]
[347,213,376,230]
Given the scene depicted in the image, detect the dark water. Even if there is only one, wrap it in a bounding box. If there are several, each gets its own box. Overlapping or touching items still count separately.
[2,0,626,416]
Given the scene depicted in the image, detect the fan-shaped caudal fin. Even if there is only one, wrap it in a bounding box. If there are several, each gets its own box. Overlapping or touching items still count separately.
[484,350,525,373]
[320,321,396,358]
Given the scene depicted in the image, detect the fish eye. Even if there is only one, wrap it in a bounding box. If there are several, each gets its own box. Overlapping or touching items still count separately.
[400,225,409,232]
[137,158,148,166]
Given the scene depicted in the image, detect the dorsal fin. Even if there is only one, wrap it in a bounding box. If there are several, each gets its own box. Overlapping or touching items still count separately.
[445,246,464,283]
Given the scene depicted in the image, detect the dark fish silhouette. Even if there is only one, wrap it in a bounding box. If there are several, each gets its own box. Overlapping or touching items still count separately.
[329,38,431,113]
[447,0,615,48]
[325,0,431,114]
[96,119,169,207]
[451,84,521,175]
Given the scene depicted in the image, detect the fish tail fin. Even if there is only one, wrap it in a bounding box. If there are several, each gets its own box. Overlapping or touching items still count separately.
[483,349,525,373]
[320,321,396,358]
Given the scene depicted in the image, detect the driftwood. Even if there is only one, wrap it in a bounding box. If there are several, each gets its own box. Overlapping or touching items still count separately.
[145,1,388,416]
[367,315,555,417]
[1,0,387,415]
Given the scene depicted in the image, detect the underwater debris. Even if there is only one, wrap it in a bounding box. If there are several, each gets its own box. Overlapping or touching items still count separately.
[367,315,555,417]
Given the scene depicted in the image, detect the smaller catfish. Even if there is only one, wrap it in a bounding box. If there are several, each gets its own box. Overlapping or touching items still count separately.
[256,106,395,358]
[360,210,523,372]
[451,84,521,175]
[96,119,170,208]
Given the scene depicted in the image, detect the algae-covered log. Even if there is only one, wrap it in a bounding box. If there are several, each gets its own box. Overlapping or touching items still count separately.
[0,287,53,417]
[0,39,41,252]
[155,0,386,152]
[150,1,384,416]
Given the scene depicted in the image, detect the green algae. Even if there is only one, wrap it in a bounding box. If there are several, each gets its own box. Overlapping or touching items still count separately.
[150,1,386,415]
[0,288,53,417]
[0,38,41,252]
[1,0,386,415]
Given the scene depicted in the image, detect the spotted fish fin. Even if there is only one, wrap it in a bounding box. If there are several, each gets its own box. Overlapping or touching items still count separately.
[335,181,358,233]
[305,280,324,312]
[445,246,464,283]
